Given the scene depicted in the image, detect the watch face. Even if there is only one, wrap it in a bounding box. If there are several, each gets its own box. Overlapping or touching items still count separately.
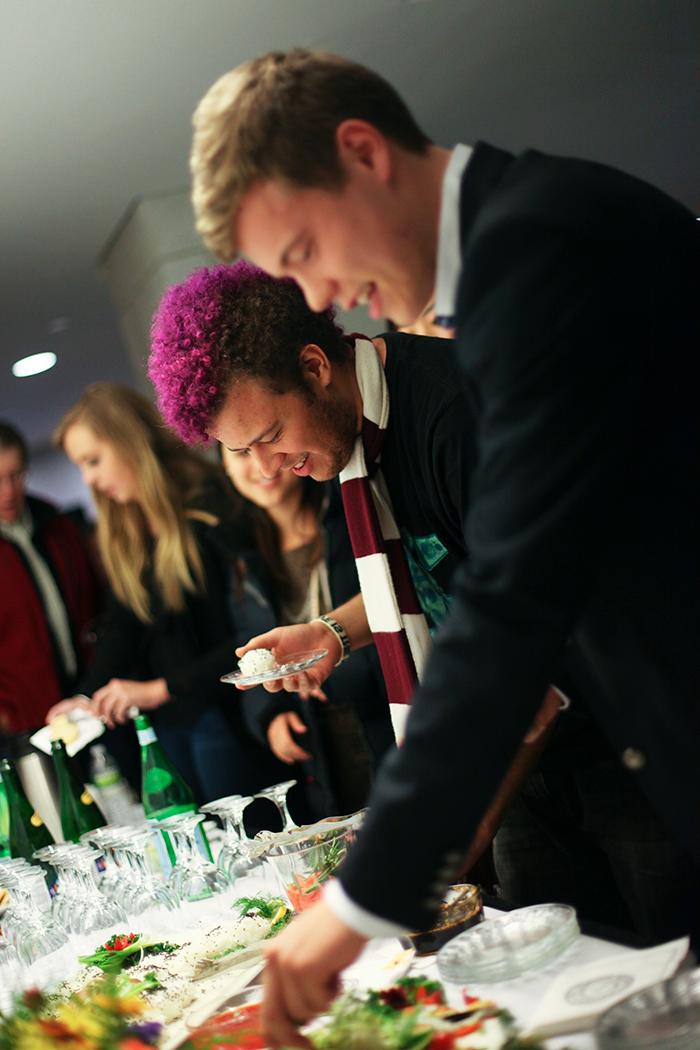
[220,648,328,687]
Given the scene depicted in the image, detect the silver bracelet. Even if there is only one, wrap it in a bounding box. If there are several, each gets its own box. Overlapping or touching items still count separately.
[314,614,351,667]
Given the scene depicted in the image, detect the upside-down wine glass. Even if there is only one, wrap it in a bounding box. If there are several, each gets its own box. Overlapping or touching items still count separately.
[252,779,298,833]
[162,812,229,903]
[118,825,179,914]
[200,795,255,881]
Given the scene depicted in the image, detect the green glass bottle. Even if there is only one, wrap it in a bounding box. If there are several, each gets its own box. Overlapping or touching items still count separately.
[0,768,10,857]
[134,714,212,863]
[0,757,57,893]
[50,739,106,842]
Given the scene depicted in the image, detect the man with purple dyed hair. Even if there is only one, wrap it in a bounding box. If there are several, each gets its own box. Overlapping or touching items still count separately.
[150,260,477,692]
[150,261,352,450]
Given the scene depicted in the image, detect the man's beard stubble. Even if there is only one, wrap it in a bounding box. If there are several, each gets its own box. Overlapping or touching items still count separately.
[307,387,358,481]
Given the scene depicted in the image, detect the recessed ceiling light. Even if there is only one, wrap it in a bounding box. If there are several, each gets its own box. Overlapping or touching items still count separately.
[12,352,57,378]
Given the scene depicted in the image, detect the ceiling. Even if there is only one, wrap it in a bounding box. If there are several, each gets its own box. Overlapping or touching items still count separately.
[2,0,699,454]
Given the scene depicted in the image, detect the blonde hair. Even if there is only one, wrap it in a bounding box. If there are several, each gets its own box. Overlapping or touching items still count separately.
[191,48,430,260]
[55,383,224,623]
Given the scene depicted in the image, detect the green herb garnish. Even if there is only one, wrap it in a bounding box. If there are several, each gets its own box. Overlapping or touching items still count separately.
[233,894,293,935]
[79,933,179,974]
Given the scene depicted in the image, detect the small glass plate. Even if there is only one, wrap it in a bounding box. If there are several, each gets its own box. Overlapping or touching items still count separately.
[220,648,328,686]
[596,969,700,1049]
[437,903,580,983]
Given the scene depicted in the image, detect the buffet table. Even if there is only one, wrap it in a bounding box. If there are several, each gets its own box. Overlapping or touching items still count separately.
[377,907,624,1050]
[5,873,689,1050]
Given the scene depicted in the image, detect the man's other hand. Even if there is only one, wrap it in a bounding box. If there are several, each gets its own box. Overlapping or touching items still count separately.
[262,897,367,1048]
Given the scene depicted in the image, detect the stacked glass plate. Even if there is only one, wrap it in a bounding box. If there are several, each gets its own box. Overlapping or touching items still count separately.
[437,903,580,984]
[596,968,700,1049]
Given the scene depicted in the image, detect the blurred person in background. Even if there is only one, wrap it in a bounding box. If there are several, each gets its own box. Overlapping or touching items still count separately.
[0,420,102,753]
[45,383,285,804]
[220,440,393,821]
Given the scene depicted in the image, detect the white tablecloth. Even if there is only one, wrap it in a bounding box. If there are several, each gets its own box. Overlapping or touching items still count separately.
[344,907,644,1049]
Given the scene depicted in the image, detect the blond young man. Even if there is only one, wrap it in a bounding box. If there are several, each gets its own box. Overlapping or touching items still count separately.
[190,50,700,1048]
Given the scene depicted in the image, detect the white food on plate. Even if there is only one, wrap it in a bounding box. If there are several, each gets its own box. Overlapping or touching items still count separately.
[238,647,276,675]
[52,910,278,1023]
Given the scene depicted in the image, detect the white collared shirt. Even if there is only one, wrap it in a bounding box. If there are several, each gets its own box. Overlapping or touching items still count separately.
[0,506,77,677]
[434,144,473,328]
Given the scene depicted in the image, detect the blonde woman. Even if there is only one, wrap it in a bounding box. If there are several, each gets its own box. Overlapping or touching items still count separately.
[46,382,286,802]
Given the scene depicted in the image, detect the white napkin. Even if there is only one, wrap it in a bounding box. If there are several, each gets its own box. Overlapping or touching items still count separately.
[525,935,690,1038]
[30,708,104,757]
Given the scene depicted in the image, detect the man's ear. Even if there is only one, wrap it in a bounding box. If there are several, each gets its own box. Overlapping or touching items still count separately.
[335,119,392,184]
[299,343,333,391]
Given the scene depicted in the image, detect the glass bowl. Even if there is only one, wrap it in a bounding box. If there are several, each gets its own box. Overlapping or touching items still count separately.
[265,827,354,912]
[402,883,483,955]
[437,902,580,983]
[596,968,700,1049]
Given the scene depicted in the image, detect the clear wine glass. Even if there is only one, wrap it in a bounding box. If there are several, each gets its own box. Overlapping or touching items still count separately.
[35,843,126,934]
[163,812,230,903]
[200,795,255,880]
[118,826,179,914]
[70,846,127,933]
[0,935,22,1013]
[2,867,68,964]
[252,779,298,832]
[79,826,118,896]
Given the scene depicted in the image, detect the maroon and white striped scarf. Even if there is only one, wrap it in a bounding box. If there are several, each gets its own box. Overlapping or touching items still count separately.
[339,338,431,740]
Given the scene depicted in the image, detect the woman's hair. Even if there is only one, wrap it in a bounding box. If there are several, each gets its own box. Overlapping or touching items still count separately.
[221,450,325,612]
[191,48,431,260]
[55,382,227,623]
[149,260,350,445]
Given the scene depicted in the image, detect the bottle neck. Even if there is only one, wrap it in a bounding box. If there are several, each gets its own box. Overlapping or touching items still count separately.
[0,761,25,803]
[52,744,76,791]
[136,724,158,747]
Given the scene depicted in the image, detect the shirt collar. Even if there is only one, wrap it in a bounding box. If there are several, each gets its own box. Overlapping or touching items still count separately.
[434,143,473,329]
[0,504,32,542]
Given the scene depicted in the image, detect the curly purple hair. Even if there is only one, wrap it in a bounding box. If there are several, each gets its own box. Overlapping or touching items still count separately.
[149,261,348,444]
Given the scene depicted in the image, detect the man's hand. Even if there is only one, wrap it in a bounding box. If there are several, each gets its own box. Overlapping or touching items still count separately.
[262,898,367,1049]
[91,677,169,728]
[267,711,313,764]
[45,695,93,723]
[236,622,336,700]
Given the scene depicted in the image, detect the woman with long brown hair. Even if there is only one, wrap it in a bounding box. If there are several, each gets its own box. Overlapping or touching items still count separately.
[220,442,393,819]
[46,382,286,802]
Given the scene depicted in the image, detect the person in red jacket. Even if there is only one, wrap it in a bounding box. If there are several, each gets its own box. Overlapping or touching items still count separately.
[0,421,102,745]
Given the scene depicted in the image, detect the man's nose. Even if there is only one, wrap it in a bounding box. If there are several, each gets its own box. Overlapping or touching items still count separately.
[250,445,284,479]
[296,274,337,314]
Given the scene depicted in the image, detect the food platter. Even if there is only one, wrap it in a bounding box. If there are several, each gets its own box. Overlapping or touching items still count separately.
[220,649,328,687]
[183,975,530,1050]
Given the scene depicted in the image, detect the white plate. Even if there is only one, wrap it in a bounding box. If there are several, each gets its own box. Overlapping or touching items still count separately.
[220,648,328,687]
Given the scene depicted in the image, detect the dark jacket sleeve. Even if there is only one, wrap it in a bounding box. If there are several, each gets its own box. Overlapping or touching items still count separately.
[159,523,246,708]
[77,594,144,697]
[338,183,700,928]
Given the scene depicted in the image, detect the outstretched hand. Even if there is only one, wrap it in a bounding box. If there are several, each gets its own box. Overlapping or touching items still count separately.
[262,897,367,1048]
[91,677,169,728]
[236,622,340,700]
[45,695,92,724]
